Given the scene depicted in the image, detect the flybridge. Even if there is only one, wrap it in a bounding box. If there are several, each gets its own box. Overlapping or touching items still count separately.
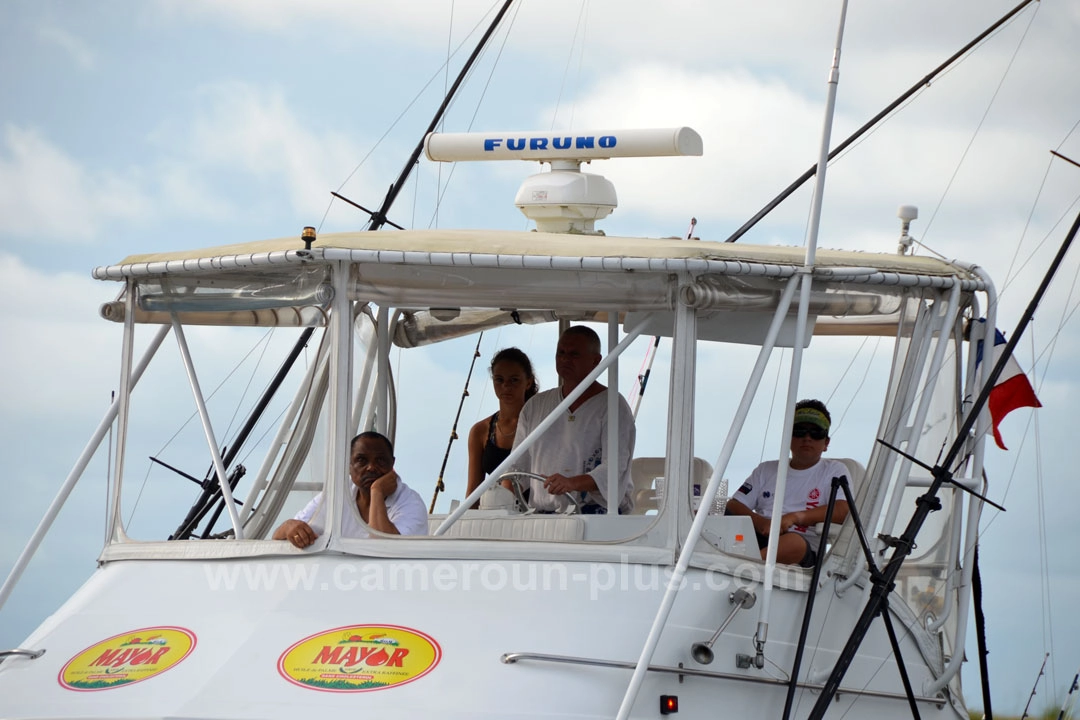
[424,127,703,233]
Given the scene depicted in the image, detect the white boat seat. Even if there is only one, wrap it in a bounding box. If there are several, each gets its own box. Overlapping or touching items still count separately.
[630,456,714,514]
[428,515,585,542]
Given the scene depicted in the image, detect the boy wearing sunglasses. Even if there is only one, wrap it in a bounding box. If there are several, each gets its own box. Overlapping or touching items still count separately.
[726,399,850,567]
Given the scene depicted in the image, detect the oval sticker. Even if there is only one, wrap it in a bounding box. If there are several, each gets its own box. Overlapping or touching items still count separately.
[59,626,196,691]
[278,624,441,692]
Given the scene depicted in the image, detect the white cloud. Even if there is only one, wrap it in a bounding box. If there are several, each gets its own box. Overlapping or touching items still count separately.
[37,26,96,70]
[178,82,381,219]
[0,125,152,243]
[0,253,120,417]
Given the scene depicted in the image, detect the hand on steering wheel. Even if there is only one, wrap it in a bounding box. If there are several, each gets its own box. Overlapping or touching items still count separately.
[498,471,582,514]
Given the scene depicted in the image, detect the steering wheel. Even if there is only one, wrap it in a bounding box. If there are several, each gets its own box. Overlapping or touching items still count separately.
[498,471,582,514]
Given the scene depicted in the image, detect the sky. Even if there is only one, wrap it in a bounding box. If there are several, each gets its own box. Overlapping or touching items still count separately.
[1,0,1079,714]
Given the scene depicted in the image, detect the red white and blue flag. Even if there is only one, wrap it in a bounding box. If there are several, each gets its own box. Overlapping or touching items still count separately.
[976,323,1042,450]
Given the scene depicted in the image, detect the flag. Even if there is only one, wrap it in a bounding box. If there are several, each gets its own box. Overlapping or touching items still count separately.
[975,323,1042,450]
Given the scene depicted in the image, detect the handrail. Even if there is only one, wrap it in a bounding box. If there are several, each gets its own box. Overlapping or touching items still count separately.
[502,651,946,707]
[0,648,45,665]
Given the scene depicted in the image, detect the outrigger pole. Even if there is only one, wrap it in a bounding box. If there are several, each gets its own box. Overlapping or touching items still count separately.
[366,0,516,232]
[724,0,1039,244]
[807,207,1080,719]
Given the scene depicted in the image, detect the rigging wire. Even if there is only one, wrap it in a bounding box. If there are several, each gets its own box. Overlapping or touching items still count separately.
[758,349,786,463]
[550,0,590,131]
[1031,325,1058,696]
[567,0,590,132]
[123,328,277,528]
[829,6,1032,174]
[313,1,506,231]
[220,328,275,443]
[434,0,456,229]
[424,0,524,230]
[980,195,1080,530]
[912,3,1041,260]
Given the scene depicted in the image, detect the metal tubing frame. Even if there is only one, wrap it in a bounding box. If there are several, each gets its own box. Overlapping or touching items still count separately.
[615,275,801,720]
[758,0,849,648]
[667,285,697,550]
[0,323,170,611]
[607,316,621,514]
[109,280,138,540]
[238,345,326,523]
[327,262,354,544]
[169,313,245,539]
[877,283,962,541]
[835,297,937,592]
[350,308,379,435]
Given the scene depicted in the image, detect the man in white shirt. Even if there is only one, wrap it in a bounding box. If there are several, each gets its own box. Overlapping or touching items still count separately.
[273,431,428,546]
[511,326,635,514]
[726,400,849,567]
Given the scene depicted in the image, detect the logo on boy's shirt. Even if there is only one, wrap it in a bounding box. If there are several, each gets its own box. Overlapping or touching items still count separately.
[738,483,752,495]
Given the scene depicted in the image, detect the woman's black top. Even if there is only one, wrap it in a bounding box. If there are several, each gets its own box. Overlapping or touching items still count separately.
[481,412,511,474]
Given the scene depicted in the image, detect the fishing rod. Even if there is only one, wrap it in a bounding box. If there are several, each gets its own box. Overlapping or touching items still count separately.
[724,0,1039,244]
[1058,667,1079,720]
[972,541,994,719]
[628,336,660,419]
[807,205,1080,719]
[429,333,485,513]
[629,217,695,416]
[1022,654,1051,720]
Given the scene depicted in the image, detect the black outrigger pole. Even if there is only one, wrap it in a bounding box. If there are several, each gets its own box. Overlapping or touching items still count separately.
[807,208,1080,720]
[171,327,316,540]
[724,0,1039,244]
[363,0,516,233]
[170,0,517,538]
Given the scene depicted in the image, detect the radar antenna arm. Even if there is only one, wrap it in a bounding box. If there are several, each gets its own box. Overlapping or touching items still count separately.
[807,206,1080,720]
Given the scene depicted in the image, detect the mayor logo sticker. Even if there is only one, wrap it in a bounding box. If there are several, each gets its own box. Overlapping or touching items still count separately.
[278,624,441,692]
[59,626,196,691]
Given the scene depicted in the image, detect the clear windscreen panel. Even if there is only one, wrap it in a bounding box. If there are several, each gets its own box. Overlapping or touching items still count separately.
[848,297,970,689]
[113,312,331,542]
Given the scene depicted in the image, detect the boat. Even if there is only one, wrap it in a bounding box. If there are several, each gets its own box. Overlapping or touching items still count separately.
[1,2,1077,718]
